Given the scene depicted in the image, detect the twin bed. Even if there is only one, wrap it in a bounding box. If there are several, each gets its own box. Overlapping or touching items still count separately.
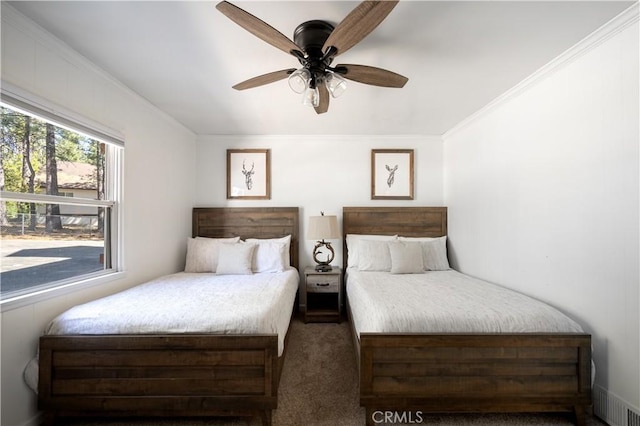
[342,207,592,426]
[30,206,592,425]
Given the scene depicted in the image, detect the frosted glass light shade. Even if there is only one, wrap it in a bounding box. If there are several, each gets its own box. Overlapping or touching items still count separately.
[325,72,347,98]
[288,69,310,94]
[302,86,320,107]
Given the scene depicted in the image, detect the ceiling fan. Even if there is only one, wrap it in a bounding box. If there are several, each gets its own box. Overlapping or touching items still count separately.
[216,0,408,114]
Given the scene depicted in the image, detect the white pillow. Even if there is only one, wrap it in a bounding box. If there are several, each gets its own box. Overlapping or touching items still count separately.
[399,236,450,271]
[357,240,392,271]
[245,235,291,267]
[216,242,256,275]
[184,236,240,272]
[388,241,425,274]
[251,242,288,273]
[346,234,397,268]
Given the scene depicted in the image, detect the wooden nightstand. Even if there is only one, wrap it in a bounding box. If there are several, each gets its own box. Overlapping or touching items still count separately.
[301,266,342,323]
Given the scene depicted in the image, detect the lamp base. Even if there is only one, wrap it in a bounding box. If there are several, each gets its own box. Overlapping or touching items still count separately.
[312,241,335,273]
[315,264,333,272]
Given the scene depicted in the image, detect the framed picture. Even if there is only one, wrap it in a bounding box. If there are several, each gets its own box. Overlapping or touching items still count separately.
[227,149,271,199]
[371,149,414,200]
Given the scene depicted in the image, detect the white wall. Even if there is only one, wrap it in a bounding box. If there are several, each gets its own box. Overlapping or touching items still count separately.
[1,5,196,425]
[195,135,444,268]
[443,12,639,420]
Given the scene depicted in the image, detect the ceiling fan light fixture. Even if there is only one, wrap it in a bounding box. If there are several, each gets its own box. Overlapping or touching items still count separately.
[302,85,320,108]
[288,69,311,94]
[325,72,347,98]
[217,0,408,114]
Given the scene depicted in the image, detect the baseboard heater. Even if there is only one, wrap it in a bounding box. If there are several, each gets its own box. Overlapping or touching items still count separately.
[594,385,640,426]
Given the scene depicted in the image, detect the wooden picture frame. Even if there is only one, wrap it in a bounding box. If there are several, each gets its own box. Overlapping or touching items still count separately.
[371,149,414,200]
[227,149,271,199]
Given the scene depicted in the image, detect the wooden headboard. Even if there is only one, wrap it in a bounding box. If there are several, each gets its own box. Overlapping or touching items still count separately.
[342,207,447,270]
[192,207,299,270]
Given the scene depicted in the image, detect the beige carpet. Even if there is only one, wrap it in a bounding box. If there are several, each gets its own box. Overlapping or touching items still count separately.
[67,317,607,426]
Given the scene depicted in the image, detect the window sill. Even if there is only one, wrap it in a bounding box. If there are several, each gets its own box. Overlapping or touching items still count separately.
[0,271,126,313]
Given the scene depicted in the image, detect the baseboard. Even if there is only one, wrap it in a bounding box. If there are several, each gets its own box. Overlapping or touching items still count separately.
[594,385,640,426]
[18,413,42,426]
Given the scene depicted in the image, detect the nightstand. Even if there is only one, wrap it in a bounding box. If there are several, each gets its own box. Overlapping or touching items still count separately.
[301,266,342,323]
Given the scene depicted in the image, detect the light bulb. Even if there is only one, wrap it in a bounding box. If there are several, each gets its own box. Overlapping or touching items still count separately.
[302,86,320,107]
[325,72,347,98]
[288,69,310,94]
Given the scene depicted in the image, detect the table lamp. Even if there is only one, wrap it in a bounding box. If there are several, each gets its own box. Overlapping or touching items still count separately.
[307,212,340,272]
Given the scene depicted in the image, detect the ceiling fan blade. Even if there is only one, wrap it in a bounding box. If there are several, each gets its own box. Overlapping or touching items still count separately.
[232,69,296,90]
[336,64,408,88]
[315,84,330,114]
[322,0,399,57]
[216,1,302,56]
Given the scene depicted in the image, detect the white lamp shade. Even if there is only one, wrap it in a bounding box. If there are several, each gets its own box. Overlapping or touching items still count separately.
[307,215,339,240]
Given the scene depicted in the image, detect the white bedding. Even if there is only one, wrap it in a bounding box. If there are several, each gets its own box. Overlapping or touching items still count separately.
[46,270,298,352]
[346,268,584,336]
[24,269,298,392]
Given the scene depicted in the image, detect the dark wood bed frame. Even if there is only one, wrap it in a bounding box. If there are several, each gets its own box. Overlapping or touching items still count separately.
[38,207,299,426]
[342,207,592,426]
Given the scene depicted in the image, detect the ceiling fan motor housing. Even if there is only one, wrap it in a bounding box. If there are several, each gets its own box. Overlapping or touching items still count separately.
[293,20,334,64]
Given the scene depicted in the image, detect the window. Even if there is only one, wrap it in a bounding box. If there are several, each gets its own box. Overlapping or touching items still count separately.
[0,95,123,305]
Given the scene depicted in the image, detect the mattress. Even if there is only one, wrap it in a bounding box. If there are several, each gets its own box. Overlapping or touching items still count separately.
[24,269,298,392]
[346,268,584,336]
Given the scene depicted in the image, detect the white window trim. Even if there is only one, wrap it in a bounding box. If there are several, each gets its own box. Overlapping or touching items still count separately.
[0,191,115,207]
[0,82,124,147]
[0,271,127,312]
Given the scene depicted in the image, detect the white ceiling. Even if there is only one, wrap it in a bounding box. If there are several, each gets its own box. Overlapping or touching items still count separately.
[7,1,634,136]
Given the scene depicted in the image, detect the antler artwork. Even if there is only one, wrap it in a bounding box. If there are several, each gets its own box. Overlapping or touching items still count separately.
[386,164,398,188]
[242,160,255,190]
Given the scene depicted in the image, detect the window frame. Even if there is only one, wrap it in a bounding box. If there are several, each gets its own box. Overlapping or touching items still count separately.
[0,87,124,311]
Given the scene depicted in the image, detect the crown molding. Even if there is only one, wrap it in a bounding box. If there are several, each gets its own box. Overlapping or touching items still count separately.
[1,3,194,137]
[443,3,639,140]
